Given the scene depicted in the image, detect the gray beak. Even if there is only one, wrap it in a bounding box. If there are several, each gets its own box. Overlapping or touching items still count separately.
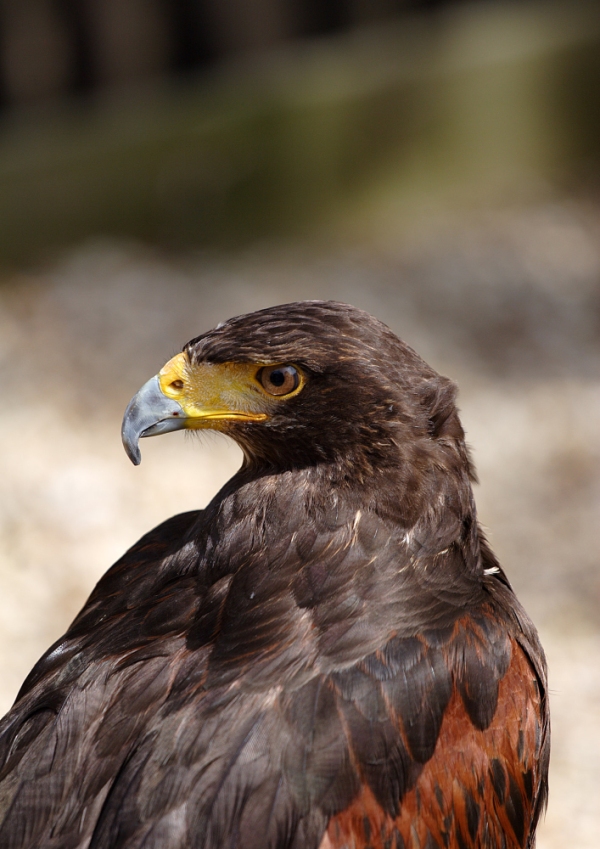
[121,375,186,465]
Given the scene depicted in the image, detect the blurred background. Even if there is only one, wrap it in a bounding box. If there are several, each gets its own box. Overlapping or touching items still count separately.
[0,0,599,844]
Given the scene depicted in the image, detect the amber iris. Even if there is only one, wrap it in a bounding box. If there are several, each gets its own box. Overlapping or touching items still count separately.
[258,364,300,396]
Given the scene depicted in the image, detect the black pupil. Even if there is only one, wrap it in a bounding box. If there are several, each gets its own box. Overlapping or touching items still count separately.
[270,369,286,387]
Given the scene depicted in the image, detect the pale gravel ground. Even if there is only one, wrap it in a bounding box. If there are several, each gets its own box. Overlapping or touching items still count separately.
[0,199,598,846]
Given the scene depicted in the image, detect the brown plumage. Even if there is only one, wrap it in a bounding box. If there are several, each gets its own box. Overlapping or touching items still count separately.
[0,301,549,848]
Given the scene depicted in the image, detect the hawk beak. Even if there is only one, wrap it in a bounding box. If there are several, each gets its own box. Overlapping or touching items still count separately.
[121,375,186,466]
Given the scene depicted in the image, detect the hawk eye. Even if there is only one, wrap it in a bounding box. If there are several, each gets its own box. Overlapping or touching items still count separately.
[258,365,300,397]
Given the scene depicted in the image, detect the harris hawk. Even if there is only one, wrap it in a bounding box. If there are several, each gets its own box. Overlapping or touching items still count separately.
[0,301,549,849]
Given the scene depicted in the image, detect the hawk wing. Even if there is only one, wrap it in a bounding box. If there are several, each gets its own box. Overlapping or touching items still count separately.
[320,587,549,849]
[0,511,204,848]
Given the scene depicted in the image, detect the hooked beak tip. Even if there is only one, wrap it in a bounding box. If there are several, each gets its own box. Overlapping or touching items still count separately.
[121,408,144,466]
[123,438,142,466]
